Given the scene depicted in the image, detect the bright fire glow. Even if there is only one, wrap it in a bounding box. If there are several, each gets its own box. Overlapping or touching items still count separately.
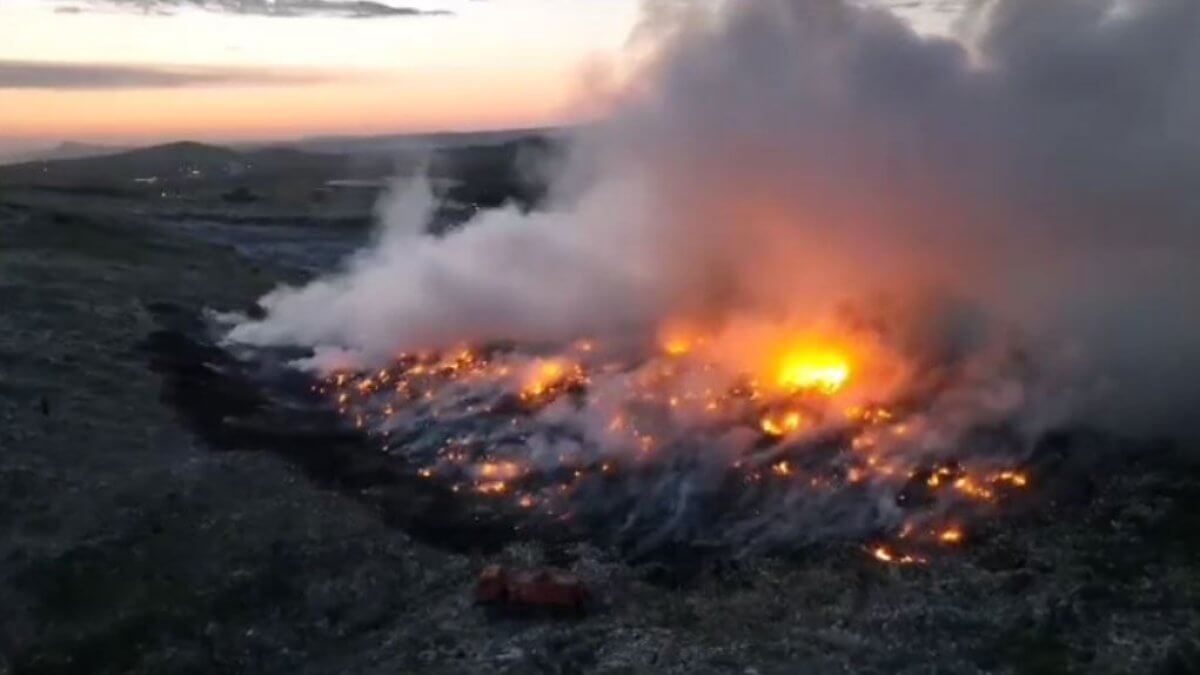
[938,527,964,544]
[521,359,578,401]
[760,411,804,437]
[872,545,923,565]
[663,337,694,356]
[775,348,851,394]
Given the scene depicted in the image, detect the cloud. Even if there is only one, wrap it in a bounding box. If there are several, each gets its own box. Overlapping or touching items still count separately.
[0,60,337,89]
[74,0,450,18]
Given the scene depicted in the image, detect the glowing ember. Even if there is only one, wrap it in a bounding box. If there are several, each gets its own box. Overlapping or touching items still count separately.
[927,466,953,487]
[476,481,508,495]
[954,476,995,502]
[871,545,923,565]
[938,527,964,544]
[478,461,523,480]
[994,470,1029,487]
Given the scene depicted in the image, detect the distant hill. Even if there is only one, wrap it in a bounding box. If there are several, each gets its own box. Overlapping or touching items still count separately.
[0,141,130,166]
[0,141,395,192]
[288,127,564,156]
[0,133,561,219]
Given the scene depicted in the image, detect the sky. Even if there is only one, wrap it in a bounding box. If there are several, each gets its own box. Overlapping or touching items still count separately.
[0,0,956,152]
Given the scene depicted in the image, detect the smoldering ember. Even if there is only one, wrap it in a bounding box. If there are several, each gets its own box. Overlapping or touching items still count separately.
[3,1,1200,673]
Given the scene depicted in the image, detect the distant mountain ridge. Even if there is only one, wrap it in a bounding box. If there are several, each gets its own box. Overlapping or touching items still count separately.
[0,132,559,214]
[287,127,564,155]
[0,141,351,184]
[0,141,130,166]
[0,127,566,169]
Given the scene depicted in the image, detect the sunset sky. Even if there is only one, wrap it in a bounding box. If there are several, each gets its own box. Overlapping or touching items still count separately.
[0,0,953,154]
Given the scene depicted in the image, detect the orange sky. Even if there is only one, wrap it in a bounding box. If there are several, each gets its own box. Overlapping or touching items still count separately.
[0,1,950,148]
[0,0,641,145]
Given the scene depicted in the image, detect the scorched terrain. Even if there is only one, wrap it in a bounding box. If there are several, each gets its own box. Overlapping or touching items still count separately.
[1,174,1199,674]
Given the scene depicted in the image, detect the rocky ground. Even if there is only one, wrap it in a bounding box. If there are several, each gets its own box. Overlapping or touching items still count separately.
[1,188,1199,674]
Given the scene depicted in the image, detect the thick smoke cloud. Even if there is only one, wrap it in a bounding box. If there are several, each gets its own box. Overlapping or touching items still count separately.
[231,0,1200,437]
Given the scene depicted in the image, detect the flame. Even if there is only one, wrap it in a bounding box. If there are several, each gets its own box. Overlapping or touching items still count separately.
[478,461,523,480]
[521,359,575,401]
[953,476,995,501]
[775,347,850,394]
[663,336,695,356]
[994,470,1028,487]
[938,527,964,544]
[314,313,1036,565]
[760,410,804,436]
[657,317,713,358]
[476,481,508,495]
[927,465,953,487]
[871,545,923,565]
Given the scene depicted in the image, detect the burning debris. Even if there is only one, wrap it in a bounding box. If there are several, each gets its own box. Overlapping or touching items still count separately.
[297,311,1046,565]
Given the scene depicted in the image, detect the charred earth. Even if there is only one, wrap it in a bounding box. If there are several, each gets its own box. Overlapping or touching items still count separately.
[2,188,1200,674]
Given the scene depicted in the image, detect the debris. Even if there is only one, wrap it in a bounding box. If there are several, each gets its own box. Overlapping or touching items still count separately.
[474,564,588,614]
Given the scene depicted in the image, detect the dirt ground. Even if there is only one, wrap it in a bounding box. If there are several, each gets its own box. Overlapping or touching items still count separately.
[2,189,1199,674]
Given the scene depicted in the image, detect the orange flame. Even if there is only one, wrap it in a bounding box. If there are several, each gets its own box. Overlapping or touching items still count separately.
[775,347,850,394]
[761,411,804,436]
[939,527,964,544]
[871,545,923,565]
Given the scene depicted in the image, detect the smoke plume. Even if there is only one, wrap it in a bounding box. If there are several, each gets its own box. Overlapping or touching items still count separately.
[230,0,1200,438]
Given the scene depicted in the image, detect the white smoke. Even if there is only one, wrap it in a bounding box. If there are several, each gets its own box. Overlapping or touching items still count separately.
[230,0,1200,438]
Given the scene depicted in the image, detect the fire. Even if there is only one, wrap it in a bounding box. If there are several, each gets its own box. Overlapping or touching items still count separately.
[953,476,995,501]
[311,312,1039,565]
[775,348,850,394]
[658,319,704,357]
[663,336,695,356]
[478,461,523,480]
[994,470,1028,487]
[476,481,508,495]
[760,410,804,436]
[926,466,952,487]
[938,527,964,544]
[871,545,923,565]
[521,359,580,401]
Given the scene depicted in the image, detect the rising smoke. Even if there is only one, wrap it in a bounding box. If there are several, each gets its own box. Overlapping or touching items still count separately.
[230,0,1200,438]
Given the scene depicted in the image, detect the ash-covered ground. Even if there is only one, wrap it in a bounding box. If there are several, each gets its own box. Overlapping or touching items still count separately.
[2,187,1200,675]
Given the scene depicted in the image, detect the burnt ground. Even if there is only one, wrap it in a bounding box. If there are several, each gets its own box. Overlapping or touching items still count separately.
[1,188,1199,674]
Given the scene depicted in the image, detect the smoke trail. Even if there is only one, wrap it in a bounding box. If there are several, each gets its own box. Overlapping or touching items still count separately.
[230,0,1200,437]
